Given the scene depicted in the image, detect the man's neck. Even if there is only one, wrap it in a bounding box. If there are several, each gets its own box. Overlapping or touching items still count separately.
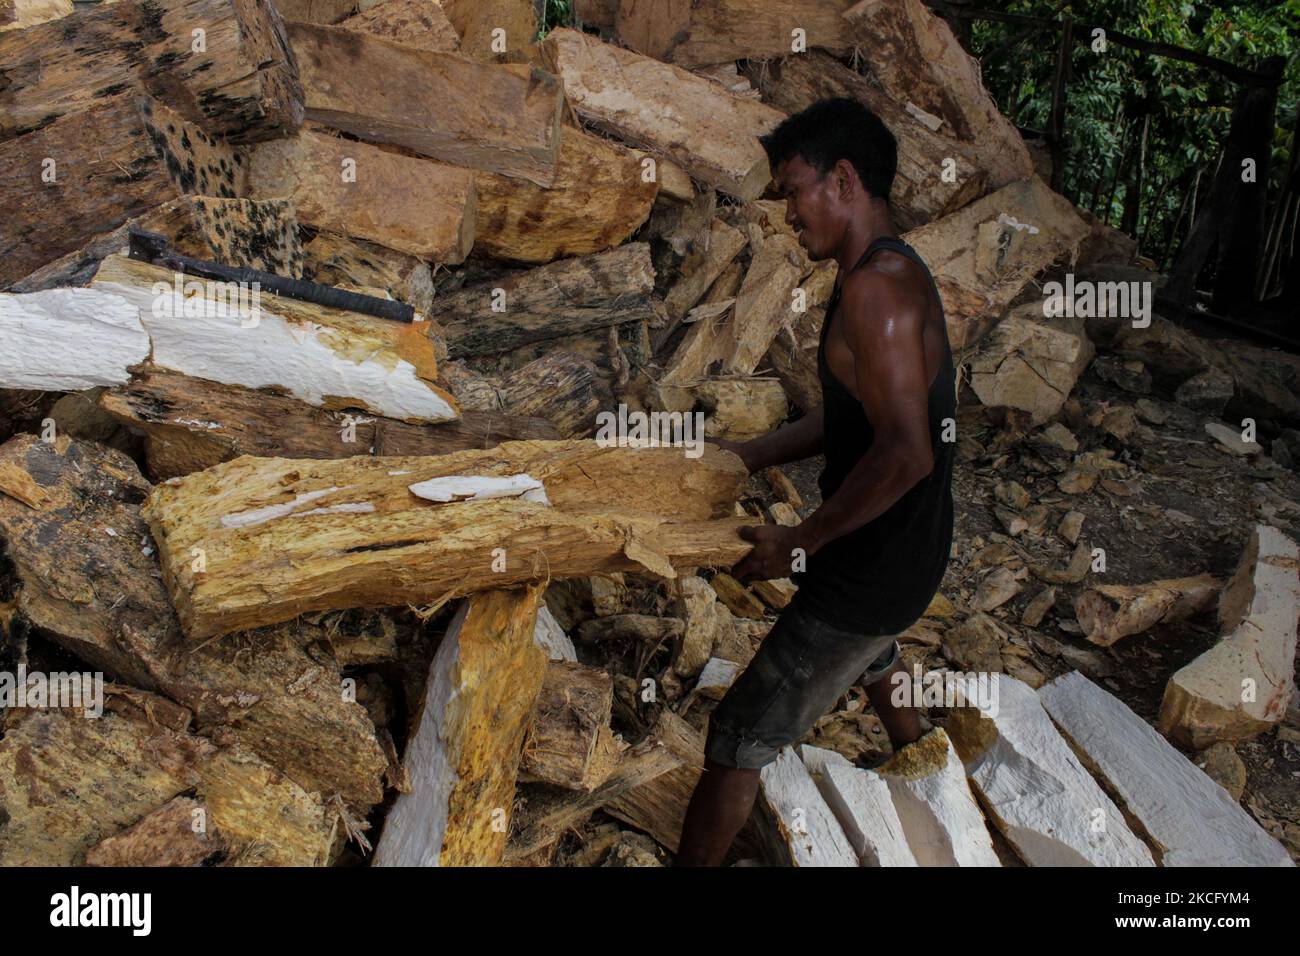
[832,202,897,290]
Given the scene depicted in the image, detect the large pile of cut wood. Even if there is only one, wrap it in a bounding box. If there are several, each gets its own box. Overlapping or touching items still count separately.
[1,0,1296,867]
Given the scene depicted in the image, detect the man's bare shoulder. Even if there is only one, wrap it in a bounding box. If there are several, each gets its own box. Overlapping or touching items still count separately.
[837,250,930,342]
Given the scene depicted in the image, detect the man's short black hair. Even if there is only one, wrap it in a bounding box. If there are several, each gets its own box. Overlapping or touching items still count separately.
[759,97,897,202]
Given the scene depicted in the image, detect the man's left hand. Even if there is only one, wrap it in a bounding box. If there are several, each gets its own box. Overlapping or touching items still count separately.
[731,524,812,583]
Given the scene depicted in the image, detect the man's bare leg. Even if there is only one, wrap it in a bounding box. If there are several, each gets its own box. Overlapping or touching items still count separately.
[674,758,761,867]
[865,658,924,750]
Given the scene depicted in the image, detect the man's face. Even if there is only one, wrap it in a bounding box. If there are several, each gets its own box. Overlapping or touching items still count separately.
[775,154,847,261]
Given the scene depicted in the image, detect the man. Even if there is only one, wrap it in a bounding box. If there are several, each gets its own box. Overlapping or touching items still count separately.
[675,97,957,866]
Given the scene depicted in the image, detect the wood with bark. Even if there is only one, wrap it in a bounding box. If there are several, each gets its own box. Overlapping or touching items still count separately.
[90,254,460,424]
[0,0,70,30]
[473,127,657,264]
[743,51,988,230]
[540,28,784,201]
[616,0,855,68]
[0,434,391,811]
[657,234,807,412]
[0,95,245,288]
[1073,574,1221,647]
[518,661,615,790]
[602,709,705,853]
[142,440,750,639]
[302,231,433,311]
[843,0,1033,190]
[430,243,662,359]
[374,587,546,866]
[287,22,563,186]
[505,717,683,861]
[98,367,558,481]
[0,703,335,866]
[249,128,476,262]
[0,0,303,145]
[338,0,459,52]
[494,351,611,439]
[663,219,749,322]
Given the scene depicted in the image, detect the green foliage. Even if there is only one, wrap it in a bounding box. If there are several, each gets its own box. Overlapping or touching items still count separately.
[539,0,573,38]
[971,0,1299,267]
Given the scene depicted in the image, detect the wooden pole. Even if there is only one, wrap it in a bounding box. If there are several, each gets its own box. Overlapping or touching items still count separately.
[1047,14,1074,196]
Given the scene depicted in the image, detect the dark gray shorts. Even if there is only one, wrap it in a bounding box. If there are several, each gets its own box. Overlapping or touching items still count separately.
[704,598,902,770]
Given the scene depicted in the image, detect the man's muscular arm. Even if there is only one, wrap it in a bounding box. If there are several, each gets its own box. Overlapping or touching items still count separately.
[733,269,935,582]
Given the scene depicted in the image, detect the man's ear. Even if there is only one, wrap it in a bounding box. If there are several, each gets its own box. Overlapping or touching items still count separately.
[835,158,858,198]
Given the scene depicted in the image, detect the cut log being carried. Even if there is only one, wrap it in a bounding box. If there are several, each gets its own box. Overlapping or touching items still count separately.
[1038,670,1294,866]
[1158,525,1300,748]
[88,254,459,424]
[945,676,1155,866]
[843,0,1034,189]
[249,128,476,263]
[473,127,657,264]
[142,440,750,640]
[98,367,557,481]
[743,51,988,230]
[0,0,303,144]
[374,587,546,866]
[287,22,563,186]
[429,243,661,360]
[540,27,785,201]
[1073,573,1222,647]
[616,0,855,67]
[0,95,245,288]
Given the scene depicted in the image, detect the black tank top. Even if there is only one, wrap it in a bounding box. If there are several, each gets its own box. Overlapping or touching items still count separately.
[791,235,956,635]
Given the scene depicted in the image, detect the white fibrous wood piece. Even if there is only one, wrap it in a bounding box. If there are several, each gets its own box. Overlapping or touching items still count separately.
[1039,670,1295,866]
[946,676,1155,866]
[533,604,576,662]
[91,255,457,424]
[694,657,742,698]
[1159,525,1300,747]
[876,728,1001,867]
[374,587,546,866]
[800,745,918,867]
[0,289,149,390]
[407,473,549,505]
[758,747,858,867]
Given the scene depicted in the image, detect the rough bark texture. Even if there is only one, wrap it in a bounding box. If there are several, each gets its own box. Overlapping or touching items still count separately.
[0,95,245,288]
[430,243,662,359]
[473,127,657,264]
[0,0,303,144]
[99,367,557,481]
